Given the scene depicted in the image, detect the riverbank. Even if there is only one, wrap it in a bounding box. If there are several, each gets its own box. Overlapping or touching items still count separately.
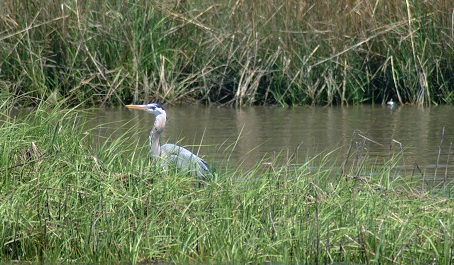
[1,96,453,263]
[1,1,453,107]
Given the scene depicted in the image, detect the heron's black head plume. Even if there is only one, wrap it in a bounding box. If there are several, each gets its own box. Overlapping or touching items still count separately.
[146,102,165,111]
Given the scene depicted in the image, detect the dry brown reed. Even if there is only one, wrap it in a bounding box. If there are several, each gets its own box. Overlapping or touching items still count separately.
[0,0,452,106]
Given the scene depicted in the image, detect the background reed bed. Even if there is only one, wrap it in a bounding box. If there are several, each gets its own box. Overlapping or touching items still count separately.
[1,96,453,263]
[1,0,453,106]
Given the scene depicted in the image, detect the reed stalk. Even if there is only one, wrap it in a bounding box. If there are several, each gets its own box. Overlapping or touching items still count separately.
[1,96,453,263]
[0,0,452,106]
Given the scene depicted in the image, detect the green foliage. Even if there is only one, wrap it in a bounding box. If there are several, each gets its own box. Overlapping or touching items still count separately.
[0,0,453,106]
[1,97,453,263]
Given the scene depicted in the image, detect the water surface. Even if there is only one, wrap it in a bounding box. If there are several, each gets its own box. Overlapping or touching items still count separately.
[89,105,454,180]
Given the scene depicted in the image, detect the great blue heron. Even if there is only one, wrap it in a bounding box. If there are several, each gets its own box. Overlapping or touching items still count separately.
[125,102,213,180]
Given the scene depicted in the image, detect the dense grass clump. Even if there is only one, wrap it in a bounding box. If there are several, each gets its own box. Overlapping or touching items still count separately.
[1,0,453,106]
[1,96,453,264]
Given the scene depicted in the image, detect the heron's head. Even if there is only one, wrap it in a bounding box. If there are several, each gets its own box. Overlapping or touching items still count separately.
[125,102,166,116]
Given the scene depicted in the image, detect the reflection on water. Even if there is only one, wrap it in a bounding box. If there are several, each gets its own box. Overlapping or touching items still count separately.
[88,105,454,179]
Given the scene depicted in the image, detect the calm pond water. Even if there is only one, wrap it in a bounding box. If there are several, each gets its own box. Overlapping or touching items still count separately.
[89,105,454,180]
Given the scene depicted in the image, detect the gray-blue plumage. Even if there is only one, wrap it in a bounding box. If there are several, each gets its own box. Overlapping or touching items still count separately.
[126,103,212,180]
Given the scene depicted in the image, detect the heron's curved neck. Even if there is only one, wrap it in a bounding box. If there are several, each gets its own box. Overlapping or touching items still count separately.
[149,113,166,157]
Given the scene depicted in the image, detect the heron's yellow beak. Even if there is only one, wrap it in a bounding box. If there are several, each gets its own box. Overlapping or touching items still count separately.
[125,104,148,110]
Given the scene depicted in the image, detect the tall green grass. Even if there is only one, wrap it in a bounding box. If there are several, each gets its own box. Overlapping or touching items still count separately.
[1,0,453,106]
[1,96,453,263]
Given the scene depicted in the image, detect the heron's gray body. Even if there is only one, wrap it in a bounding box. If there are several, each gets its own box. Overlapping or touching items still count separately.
[158,143,212,180]
[128,103,213,181]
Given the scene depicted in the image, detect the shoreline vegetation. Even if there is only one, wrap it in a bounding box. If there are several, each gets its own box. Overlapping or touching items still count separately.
[1,96,454,263]
[1,0,453,107]
[1,1,454,263]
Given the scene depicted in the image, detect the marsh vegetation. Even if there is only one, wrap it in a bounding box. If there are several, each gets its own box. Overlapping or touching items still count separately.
[1,0,453,106]
[1,0,454,263]
[1,95,454,264]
